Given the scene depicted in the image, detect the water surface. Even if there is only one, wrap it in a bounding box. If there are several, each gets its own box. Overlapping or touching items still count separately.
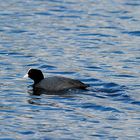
[0,0,140,139]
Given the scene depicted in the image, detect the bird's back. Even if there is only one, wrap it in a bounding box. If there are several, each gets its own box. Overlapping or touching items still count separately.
[35,76,88,91]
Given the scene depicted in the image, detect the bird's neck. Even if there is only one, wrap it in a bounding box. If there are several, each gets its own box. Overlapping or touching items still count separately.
[34,77,44,85]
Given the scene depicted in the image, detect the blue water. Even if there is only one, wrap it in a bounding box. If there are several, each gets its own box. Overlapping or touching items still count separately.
[0,0,140,139]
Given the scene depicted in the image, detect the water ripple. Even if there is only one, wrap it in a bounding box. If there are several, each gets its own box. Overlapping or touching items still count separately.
[122,31,140,36]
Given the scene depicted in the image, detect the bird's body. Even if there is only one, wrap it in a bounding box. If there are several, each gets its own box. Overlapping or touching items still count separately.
[36,76,87,91]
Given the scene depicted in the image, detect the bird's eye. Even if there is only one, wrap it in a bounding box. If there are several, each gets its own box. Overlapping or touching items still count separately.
[28,71,31,74]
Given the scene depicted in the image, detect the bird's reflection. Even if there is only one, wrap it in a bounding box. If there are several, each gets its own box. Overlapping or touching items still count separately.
[27,85,78,105]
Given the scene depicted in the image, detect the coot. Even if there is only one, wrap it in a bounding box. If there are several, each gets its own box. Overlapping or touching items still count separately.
[24,69,88,92]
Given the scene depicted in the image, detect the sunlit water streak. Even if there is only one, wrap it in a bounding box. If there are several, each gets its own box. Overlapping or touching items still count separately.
[0,0,140,139]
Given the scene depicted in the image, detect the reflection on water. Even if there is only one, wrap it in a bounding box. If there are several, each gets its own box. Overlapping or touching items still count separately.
[0,0,140,139]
